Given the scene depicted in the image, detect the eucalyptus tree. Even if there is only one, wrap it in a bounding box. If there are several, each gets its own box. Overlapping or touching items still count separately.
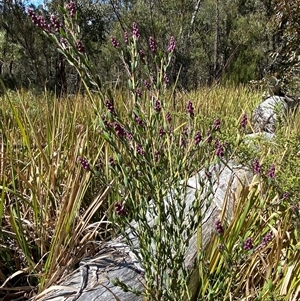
[268,0,300,93]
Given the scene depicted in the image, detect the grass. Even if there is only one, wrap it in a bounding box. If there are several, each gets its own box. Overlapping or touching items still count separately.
[0,85,300,300]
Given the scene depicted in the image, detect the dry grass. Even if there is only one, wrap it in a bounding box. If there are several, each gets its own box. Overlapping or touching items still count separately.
[0,85,299,300]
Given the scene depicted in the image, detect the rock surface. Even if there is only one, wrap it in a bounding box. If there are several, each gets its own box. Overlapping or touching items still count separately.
[33,163,252,301]
[252,94,299,133]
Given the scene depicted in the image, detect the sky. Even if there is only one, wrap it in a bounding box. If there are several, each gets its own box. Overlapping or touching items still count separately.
[29,0,44,7]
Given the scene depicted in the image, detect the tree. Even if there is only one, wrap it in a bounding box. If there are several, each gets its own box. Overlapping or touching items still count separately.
[268,0,300,93]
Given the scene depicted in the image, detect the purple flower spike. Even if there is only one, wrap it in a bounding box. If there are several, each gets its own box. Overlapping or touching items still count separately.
[213,118,221,131]
[241,113,248,128]
[149,36,157,53]
[136,145,145,156]
[215,219,224,235]
[215,139,224,158]
[243,237,254,251]
[144,80,151,90]
[50,15,62,32]
[111,36,120,48]
[136,88,142,98]
[126,132,133,141]
[132,22,140,40]
[187,100,194,118]
[253,158,261,175]
[139,50,145,62]
[154,100,161,112]
[76,40,85,53]
[114,122,126,138]
[105,99,115,114]
[28,9,51,33]
[134,114,145,127]
[115,202,127,216]
[168,36,175,52]
[66,1,76,18]
[261,231,273,248]
[159,127,166,137]
[267,164,276,179]
[78,157,90,171]
[166,112,172,123]
[194,131,202,146]
[124,31,129,44]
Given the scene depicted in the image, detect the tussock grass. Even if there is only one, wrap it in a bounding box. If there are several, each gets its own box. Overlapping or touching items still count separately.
[0,91,109,295]
[1,85,300,300]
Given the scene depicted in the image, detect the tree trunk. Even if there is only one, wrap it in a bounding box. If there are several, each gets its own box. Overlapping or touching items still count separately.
[55,53,67,97]
[213,0,220,80]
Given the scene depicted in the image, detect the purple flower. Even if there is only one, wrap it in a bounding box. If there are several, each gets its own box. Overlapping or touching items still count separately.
[168,36,175,52]
[166,112,172,123]
[124,31,129,44]
[195,131,202,146]
[267,164,276,179]
[136,88,142,98]
[110,36,120,48]
[215,219,224,235]
[256,231,273,251]
[144,80,151,90]
[149,36,157,53]
[281,191,290,200]
[243,237,253,251]
[218,244,224,251]
[182,126,189,136]
[28,9,51,33]
[187,100,194,118]
[115,202,127,216]
[253,158,261,175]
[78,157,90,171]
[139,50,145,62]
[113,122,126,137]
[154,100,161,112]
[215,139,224,158]
[76,40,85,53]
[151,76,157,85]
[66,1,76,18]
[261,231,273,248]
[50,15,62,32]
[159,127,165,137]
[241,113,248,129]
[132,22,140,40]
[213,118,221,131]
[105,99,115,114]
[126,132,133,141]
[134,114,145,127]
[136,145,145,156]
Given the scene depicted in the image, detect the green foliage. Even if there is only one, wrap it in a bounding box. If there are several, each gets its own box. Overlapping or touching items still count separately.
[0,0,282,91]
[268,0,300,94]
[1,1,300,300]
